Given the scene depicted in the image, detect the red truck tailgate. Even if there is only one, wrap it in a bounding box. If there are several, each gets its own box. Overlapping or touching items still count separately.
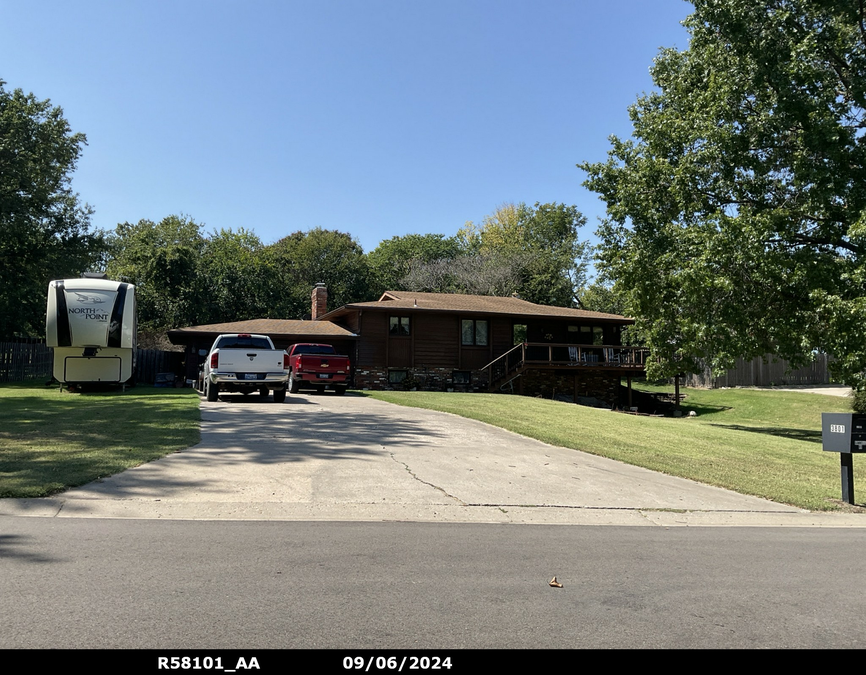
[298,354,349,374]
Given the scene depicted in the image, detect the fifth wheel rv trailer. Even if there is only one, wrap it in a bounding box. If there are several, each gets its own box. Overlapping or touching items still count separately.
[46,276,137,386]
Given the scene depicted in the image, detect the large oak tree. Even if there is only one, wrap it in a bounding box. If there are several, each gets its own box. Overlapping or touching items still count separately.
[0,81,103,338]
[581,0,866,385]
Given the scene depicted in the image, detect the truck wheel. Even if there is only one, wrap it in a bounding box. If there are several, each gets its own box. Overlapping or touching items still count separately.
[288,373,300,394]
[206,381,219,402]
[273,388,286,403]
[259,387,269,399]
[334,386,347,396]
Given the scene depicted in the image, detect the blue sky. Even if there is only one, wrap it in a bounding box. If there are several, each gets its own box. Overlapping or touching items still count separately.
[2,0,691,257]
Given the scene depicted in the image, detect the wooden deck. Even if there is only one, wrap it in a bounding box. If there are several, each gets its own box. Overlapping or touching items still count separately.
[483,342,649,391]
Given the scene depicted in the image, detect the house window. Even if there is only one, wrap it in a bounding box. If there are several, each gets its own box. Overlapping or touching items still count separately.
[513,323,527,345]
[388,370,408,384]
[389,316,410,336]
[452,371,471,385]
[461,319,488,346]
[577,325,604,345]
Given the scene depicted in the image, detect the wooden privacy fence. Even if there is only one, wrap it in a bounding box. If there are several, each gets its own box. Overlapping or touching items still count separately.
[0,341,52,382]
[0,342,183,385]
[134,349,184,384]
[682,354,831,388]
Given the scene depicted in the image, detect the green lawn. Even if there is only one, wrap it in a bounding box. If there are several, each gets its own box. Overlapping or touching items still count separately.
[366,386,862,511]
[0,382,200,498]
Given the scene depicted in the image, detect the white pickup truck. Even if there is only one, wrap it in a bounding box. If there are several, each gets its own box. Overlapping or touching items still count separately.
[199,333,289,403]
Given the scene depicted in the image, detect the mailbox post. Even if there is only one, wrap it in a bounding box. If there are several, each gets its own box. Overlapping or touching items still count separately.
[821,413,866,505]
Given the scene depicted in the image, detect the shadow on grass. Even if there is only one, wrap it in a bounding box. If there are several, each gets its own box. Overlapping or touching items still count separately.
[0,386,201,498]
[708,423,823,443]
[679,403,733,417]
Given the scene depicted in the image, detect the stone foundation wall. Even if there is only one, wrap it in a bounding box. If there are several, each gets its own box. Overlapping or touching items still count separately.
[518,369,621,408]
[354,367,489,392]
[354,365,622,407]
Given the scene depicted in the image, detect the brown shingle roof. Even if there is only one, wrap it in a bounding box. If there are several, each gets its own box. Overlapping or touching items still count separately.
[321,291,632,323]
[167,319,356,346]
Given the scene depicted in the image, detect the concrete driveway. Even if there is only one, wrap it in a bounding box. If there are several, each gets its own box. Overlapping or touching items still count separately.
[3,393,860,526]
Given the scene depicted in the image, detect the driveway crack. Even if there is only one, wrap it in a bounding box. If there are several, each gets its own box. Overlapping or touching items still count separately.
[390,453,466,505]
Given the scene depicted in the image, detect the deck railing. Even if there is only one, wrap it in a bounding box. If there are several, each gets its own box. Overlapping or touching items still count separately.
[482,342,527,386]
[483,342,650,389]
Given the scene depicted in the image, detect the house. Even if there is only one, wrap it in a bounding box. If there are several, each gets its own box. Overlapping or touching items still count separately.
[318,289,646,406]
[168,285,647,407]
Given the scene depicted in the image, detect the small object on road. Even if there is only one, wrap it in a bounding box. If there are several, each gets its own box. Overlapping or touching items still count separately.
[549,576,562,588]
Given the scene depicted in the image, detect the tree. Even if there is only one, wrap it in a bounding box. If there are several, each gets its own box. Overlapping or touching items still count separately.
[456,202,589,306]
[0,81,103,338]
[105,215,205,330]
[267,228,373,318]
[578,281,630,316]
[197,228,276,324]
[396,203,589,303]
[367,233,462,291]
[581,0,866,385]
[105,222,372,329]
[401,252,529,296]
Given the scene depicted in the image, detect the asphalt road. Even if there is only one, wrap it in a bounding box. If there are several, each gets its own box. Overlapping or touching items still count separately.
[3,517,865,650]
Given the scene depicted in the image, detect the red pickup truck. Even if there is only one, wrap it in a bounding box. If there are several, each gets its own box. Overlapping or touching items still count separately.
[286,343,351,395]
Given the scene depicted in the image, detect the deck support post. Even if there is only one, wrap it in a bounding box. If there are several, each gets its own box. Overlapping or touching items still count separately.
[675,374,680,409]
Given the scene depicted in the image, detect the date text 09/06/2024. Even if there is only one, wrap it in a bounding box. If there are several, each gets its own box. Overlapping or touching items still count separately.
[344,656,453,671]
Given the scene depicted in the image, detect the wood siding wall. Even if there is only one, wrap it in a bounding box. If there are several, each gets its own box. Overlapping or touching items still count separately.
[415,314,458,368]
[388,338,413,367]
[358,312,387,367]
[341,312,360,334]
[491,318,513,355]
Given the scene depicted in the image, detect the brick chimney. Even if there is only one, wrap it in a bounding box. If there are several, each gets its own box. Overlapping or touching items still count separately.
[311,283,328,320]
